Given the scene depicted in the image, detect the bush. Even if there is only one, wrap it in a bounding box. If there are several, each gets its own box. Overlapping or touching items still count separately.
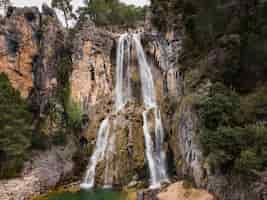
[52,130,67,146]
[0,73,33,178]
[199,86,267,176]
[199,85,241,130]
[78,0,145,27]
[66,100,83,130]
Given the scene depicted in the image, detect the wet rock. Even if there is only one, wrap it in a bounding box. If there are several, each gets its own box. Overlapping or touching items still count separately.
[170,96,205,187]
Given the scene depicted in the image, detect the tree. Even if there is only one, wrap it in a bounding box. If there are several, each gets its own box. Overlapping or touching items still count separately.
[0,0,11,15]
[0,73,33,178]
[51,0,76,28]
[77,0,145,27]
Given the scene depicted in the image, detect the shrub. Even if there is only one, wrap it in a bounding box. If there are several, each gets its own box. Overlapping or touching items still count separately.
[0,73,33,178]
[52,130,67,146]
[199,86,267,176]
[78,0,145,27]
[66,100,83,130]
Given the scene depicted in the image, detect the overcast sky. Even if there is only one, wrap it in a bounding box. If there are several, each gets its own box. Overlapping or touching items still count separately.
[10,0,150,10]
[0,0,149,25]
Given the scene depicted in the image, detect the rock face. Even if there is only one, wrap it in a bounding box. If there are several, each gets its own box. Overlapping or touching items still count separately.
[0,6,72,200]
[170,97,205,187]
[33,4,65,112]
[71,21,115,111]
[0,5,65,111]
[0,140,76,200]
[0,7,39,97]
[157,182,215,200]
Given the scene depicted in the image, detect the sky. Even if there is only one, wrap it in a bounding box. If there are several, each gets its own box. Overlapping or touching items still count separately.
[0,0,150,25]
[10,0,150,10]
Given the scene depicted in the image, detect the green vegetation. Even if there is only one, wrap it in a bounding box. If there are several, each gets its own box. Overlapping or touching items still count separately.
[0,73,33,178]
[65,100,83,130]
[56,43,83,131]
[199,84,267,177]
[78,0,146,27]
[151,0,267,180]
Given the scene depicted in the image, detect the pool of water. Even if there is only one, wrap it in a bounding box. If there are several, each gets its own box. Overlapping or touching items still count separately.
[35,189,128,200]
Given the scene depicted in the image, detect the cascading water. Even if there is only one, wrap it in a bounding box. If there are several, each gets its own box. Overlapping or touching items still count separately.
[80,118,110,189]
[103,132,116,188]
[133,33,169,188]
[115,34,131,111]
[81,34,131,189]
[81,33,168,189]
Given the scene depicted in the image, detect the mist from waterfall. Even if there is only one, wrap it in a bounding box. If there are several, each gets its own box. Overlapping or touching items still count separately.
[81,33,168,190]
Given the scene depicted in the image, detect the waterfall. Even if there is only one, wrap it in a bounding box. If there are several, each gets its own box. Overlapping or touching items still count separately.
[103,132,116,188]
[115,34,131,111]
[81,34,131,189]
[133,33,169,188]
[80,118,110,189]
[81,33,168,189]
[132,34,156,108]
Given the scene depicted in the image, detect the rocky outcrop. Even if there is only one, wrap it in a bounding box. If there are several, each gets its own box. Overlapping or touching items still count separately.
[94,104,146,187]
[71,21,115,111]
[33,4,65,113]
[0,140,76,200]
[137,182,215,200]
[0,5,64,101]
[0,7,39,97]
[157,182,215,200]
[170,96,205,187]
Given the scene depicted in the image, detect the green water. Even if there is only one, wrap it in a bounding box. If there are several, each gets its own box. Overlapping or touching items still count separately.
[36,189,127,200]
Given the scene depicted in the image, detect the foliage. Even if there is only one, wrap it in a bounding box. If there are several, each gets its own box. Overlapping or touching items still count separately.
[199,85,267,176]
[55,43,83,131]
[150,0,267,184]
[151,0,267,92]
[65,100,83,130]
[52,130,67,146]
[56,45,72,109]
[78,0,146,27]
[0,73,33,178]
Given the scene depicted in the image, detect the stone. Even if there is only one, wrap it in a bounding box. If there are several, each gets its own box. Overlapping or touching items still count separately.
[0,140,76,200]
[157,182,215,200]
[0,7,40,97]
